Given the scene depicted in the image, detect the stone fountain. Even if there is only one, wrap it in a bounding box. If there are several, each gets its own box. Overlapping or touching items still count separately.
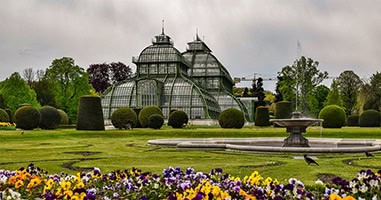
[270,112,323,147]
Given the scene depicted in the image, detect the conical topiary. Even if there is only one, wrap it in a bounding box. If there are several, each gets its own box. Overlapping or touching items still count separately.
[76,95,105,130]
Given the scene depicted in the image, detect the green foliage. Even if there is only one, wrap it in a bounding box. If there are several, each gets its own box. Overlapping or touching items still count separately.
[360,72,381,112]
[336,71,362,115]
[111,107,137,129]
[45,57,92,122]
[308,85,330,117]
[218,108,245,129]
[168,110,189,128]
[76,95,105,130]
[5,109,13,123]
[57,109,69,125]
[346,115,359,127]
[278,56,328,113]
[0,108,9,122]
[138,106,163,128]
[0,72,40,111]
[325,80,342,107]
[147,114,164,129]
[318,105,346,128]
[274,101,293,119]
[132,108,142,128]
[14,106,41,130]
[39,106,61,129]
[359,109,381,127]
[32,79,57,107]
[255,107,270,126]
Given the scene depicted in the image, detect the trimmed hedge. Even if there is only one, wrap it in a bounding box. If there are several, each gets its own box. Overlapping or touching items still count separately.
[14,106,41,130]
[76,96,105,130]
[111,107,137,129]
[5,109,13,123]
[147,114,164,129]
[132,108,142,128]
[57,109,69,125]
[318,105,346,128]
[359,109,381,127]
[0,108,9,122]
[168,110,189,128]
[138,106,163,128]
[218,108,245,129]
[255,107,270,126]
[346,115,359,126]
[274,101,293,119]
[39,106,61,129]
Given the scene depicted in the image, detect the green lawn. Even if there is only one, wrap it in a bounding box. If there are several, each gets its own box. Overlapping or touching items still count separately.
[0,126,380,185]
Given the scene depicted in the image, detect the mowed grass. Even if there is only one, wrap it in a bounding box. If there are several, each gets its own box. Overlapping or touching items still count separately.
[0,126,380,185]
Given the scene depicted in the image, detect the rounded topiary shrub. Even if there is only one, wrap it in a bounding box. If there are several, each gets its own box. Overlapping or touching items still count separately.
[168,110,189,128]
[5,109,13,123]
[274,101,293,119]
[0,108,9,122]
[138,106,163,128]
[359,109,381,127]
[218,108,245,129]
[39,106,61,129]
[346,115,359,126]
[255,107,270,126]
[111,107,137,129]
[57,109,69,125]
[14,106,41,130]
[318,105,346,128]
[147,114,164,129]
[76,95,105,130]
[133,108,142,128]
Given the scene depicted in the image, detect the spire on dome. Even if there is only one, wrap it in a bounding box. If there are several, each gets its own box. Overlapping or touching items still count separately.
[161,20,165,35]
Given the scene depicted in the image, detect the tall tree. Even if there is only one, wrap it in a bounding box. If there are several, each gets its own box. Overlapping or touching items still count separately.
[361,72,381,111]
[274,76,283,103]
[253,77,266,106]
[36,69,45,81]
[278,56,328,113]
[308,85,330,117]
[87,63,111,93]
[45,57,92,119]
[22,67,35,87]
[0,72,40,110]
[32,79,57,107]
[109,62,132,83]
[325,80,342,107]
[336,70,362,115]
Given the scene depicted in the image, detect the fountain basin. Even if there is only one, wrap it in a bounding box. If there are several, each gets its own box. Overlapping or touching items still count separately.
[148,138,381,154]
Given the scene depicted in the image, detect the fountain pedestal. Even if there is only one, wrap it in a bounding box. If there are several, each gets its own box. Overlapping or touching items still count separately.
[283,127,309,147]
[270,112,323,147]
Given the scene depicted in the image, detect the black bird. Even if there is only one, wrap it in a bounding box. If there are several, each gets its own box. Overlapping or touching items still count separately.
[365,152,374,157]
[304,154,319,166]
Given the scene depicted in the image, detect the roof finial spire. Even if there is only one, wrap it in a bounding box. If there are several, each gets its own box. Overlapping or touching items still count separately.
[161,20,165,34]
[195,28,201,41]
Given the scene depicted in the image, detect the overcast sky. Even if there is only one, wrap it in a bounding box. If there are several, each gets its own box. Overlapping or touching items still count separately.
[1,0,380,91]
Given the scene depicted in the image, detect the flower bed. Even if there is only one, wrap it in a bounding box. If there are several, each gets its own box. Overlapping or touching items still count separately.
[0,122,15,130]
[0,164,380,199]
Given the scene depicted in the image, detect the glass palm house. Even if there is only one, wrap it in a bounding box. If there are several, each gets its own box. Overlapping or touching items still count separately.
[101,30,249,120]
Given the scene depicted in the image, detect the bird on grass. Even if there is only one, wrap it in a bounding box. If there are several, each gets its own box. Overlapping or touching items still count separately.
[304,154,319,166]
[365,152,374,157]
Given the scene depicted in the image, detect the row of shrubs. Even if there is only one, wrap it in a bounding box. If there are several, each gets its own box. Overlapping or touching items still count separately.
[111,106,190,130]
[0,106,68,130]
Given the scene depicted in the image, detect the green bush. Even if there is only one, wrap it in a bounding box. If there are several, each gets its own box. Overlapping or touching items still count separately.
[111,107,137,129]
[218,108,245,129]
[76,95,105,130]
[346,115,359,126]
[133,108,142,128]
[14,106,41,130]
[359,109,381,127]
[0,108,9,122]
[168,110,189,128]
[5,109,13,123]
[255,107,270,126]
[318,105,346,128]
[39,106,61,129]
[57,109,69,125]
[138,106,163,128]
[147,114,164,129]
[274,101,293,119]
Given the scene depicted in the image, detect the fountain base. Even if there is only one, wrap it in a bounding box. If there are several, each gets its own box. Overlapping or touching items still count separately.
[283,127,310,147]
